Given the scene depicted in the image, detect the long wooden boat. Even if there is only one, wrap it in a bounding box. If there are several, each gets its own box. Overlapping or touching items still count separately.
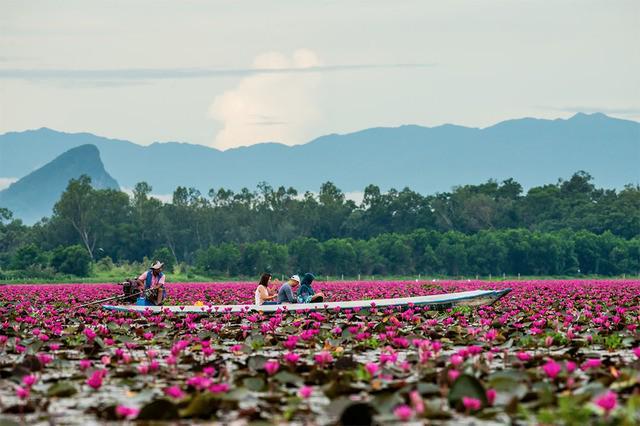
[103,288,511,314]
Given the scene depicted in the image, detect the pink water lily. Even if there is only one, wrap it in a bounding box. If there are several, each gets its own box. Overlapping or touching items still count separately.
[115,405,139,419]
[393,404,413,421]
[164,386,185,399]
[595,391,617,416]
[298,385,313,399]
[86,370,104,390]
[264,359,280,375]
[314,351,334,366]
[542,359,562,379]
[462,396,482,411]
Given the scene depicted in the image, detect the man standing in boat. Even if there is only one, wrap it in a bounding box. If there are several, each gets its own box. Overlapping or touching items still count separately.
[136,261,166,305]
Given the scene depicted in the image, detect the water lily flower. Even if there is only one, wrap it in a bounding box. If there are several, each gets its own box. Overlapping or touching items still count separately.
[264,359,280,375]
[633,347,640,358]
[448,369,460,382]
[186,376,211,390]
[486,389,497,406]
[314,351,334,366]
[164,386,185,399]
[594,391,617,416]
[462,396,482,411]
[581,359,602,371]
[16,386,30,400]
[393,404,413,421]
[49,343,60,351]
[299,385,313,399]
[79,359,92,370]
[86,370,104,390]
[409,390,424,414]
[542,359,562,379]
[115,405,139,419]
[209,383,229,393]
[284,352,300,364]
[565,361,577,373]
[22,374,37,388]
[83,328,97,341]
[365,362,379,376]
[37,353,53,366]
[450,354,464,367]
[516,352,531,362]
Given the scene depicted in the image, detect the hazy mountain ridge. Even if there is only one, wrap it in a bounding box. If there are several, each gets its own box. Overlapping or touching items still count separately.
[0,144,119,223]
[0,113,638,201]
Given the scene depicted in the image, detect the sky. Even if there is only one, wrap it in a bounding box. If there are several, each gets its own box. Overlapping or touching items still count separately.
[1,0,639,150]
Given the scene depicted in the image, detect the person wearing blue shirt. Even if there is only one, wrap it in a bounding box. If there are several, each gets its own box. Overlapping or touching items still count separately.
[296,273,325,303]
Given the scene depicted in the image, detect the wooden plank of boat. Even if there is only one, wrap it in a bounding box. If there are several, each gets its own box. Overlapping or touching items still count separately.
[103,288,511,314]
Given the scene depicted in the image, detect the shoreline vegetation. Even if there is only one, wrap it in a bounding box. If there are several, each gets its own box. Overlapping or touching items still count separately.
[1,273,638,285]
[2,171,638,284]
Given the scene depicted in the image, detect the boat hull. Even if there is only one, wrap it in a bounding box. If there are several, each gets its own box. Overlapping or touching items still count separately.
[103,288,511,314]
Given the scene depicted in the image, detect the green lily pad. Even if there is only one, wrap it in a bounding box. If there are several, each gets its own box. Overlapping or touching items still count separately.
[243,377,265,391]
[180,393,220,419]
[448,374,488,409]
[137,398,180,420]
[47,381,77,397]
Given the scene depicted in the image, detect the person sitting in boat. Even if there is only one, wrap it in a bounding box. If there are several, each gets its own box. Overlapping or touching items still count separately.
[277,274,301,303]
[136,261,166,305]
[297,273,325,303]
[255,273,278,306]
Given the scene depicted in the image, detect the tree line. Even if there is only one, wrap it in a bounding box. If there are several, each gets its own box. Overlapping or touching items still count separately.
[0,171,638,277]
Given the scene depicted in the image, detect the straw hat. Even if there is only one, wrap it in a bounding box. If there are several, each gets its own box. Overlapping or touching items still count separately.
[150,261,164,270]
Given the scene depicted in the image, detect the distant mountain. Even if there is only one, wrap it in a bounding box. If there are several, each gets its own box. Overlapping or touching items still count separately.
[0,144,119,224]
[0,113,638,200]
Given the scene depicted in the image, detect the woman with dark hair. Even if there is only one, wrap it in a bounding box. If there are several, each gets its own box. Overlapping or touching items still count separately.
[254,273,278,305]
[296,273,325,303]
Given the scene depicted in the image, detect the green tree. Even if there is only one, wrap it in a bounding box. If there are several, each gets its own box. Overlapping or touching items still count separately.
[11,244,47,270]
[53,176,99,259]
[152,247,177,273]
[51,245,91,276]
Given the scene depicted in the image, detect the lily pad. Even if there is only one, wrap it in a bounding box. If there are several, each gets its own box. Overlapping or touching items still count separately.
[47,381,77,397]
[448,374,488,409]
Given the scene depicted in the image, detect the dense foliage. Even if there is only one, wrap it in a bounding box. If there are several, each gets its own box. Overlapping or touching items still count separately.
[1,171,638,277]
[0,280,638,424]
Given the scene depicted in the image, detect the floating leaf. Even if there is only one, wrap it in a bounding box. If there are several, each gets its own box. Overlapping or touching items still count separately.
[138,399,180,420]
[274,371,303,385]
[448,374,488,409]
[47,381,77,397]
[243,377,265,391]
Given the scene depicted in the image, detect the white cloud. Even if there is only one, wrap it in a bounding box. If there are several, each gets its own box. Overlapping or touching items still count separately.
[208,49,322,150]
[0,177,18,190]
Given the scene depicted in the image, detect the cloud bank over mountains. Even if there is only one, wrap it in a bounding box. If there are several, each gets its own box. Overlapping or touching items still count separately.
[209,49,323,150]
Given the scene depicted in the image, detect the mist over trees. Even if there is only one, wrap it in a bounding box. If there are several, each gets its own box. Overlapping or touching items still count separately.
[1,171,638,278]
